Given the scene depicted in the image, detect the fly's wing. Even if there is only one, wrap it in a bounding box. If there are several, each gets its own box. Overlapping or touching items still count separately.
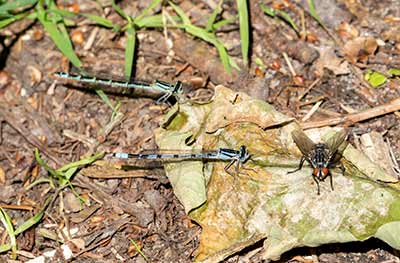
[291,129,316,158]
[325,130,348,161]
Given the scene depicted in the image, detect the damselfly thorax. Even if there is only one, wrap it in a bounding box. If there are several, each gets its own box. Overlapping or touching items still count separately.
[288,129,348,195]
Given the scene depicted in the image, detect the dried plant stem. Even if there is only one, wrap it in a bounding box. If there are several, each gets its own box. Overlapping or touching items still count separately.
[301,98,400,129]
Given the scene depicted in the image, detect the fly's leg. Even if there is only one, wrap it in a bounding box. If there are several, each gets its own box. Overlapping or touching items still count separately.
[320,171,334,191]
[313,175,321,195]
[338,162,345,175]
[288,156,306,174]
[329,173,334,191]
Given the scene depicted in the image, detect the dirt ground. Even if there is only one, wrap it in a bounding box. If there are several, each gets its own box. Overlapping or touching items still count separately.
[1,0,400,262]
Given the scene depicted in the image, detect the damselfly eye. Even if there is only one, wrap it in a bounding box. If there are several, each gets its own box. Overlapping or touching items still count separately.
[322,167,329,176]
[313,168,320,176]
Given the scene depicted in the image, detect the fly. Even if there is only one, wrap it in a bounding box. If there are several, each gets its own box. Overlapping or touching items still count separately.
[107,145,250,176]
[288,129,348,195]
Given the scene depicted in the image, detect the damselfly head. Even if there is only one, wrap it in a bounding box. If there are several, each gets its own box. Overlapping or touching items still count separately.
[173,81,184,94]
[239,145,250,162]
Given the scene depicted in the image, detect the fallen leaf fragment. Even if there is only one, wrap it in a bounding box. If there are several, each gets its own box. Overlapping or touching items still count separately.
[154,86,400,261]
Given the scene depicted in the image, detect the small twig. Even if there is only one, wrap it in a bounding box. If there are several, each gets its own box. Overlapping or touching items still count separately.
[301,98,400,129]
[282,52,297,76]
[84,27,99,51]
[0,204,34,211]
[298,78,321,100]
[301,100,323,122]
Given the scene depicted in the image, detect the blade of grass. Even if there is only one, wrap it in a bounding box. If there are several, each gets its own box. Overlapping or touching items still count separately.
[95,89,120,116]
[236,0,249,65]
[169,2,232,72]
[169,1,190,25]
[0,11,29,28]
[111,0,128,20]
[51,7,118,30]
[306,0,323,26]
[135,0,162,22]
[34,148,63,181]
[205,0,223,32]
[212,17,236,30]
[260,3,299,33]
[57,152,104,173]
[124,26,136,79]
[82,13,119,30]
[36,3,82,68]
[277,10,299,32]
[260,4,275,16]
[129,239,149,261]
[0,208,17,259]
[0,0,38,13]
[0,244,12,253]
[14,198,51,235]
[135,14,164,28]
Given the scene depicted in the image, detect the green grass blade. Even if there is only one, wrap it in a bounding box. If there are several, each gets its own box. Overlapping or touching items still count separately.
[129,239,149,261]
[307,0,323,26]
[49,8,75,18]
[135,0,162,22]
[82,13,119,30]
[0,11,28,28]
[170,2,232,72]
[36,4,82,68]
[0,244,12,253]
[14,197,50,235]
[34,148,63,181]
[57,152,104,173]
[0,0,38,13]
[124,26,136,79]
[212,17,236,30]
[236,0,249,65]
[135,14,164,28]
[261,3,298,33]
[260,4,275,16]
[0,208,17,259]
[277,10,299,32]
[169,2,190,25]
[111,0,128,20]
[206,0,223,32]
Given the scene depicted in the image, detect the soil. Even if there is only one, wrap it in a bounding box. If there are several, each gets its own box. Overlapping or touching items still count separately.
[0,0,399,262]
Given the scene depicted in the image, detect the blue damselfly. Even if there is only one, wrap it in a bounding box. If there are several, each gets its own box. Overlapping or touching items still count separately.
[108,145,250,176]
[54,72,183,103]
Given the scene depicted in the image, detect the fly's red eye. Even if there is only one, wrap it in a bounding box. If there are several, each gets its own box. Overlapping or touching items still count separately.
[313,168,320,176]
[322,167,329,176]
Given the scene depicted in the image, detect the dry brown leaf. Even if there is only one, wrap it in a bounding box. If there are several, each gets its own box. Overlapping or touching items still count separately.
[343,37,378,64]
